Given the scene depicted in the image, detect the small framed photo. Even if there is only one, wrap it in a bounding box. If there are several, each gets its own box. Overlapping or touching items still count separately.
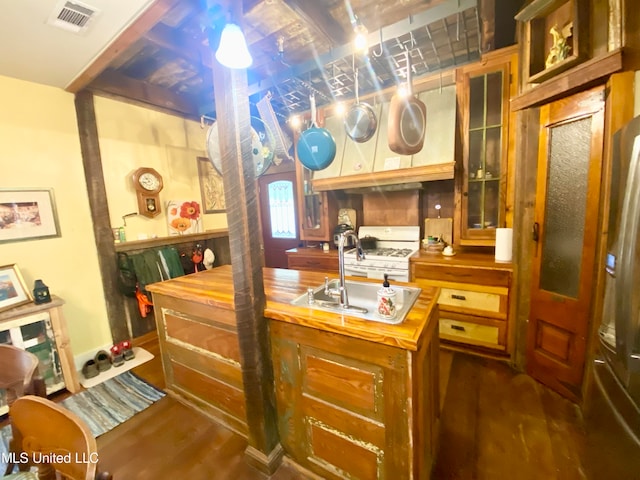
[197,156,226,213]
[0,264,32,313]
[0,188,61,244]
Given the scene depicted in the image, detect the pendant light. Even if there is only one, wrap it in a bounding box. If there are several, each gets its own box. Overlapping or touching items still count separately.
[215,22,253,69]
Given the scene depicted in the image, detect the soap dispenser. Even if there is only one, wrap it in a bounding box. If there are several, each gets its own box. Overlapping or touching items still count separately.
[377,274,397,320]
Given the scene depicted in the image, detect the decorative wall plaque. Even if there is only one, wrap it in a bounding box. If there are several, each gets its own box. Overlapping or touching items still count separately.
[516,0,588,84]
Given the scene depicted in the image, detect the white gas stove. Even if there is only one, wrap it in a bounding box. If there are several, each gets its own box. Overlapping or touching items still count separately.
[343,226,420,282]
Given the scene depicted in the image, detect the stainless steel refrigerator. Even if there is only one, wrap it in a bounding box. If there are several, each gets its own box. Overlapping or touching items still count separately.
[583,114,640,477]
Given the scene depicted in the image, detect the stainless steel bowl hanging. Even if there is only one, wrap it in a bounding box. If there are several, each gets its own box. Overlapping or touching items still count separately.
[344,68,377,143]
[206,116,275,177]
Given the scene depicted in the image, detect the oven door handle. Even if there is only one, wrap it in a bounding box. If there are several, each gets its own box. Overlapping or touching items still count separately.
[343,265,368,277]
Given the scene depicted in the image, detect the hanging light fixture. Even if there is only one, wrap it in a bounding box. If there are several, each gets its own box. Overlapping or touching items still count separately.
[353,23,368,54]
[350,12,368,55]
[215,22,253,69]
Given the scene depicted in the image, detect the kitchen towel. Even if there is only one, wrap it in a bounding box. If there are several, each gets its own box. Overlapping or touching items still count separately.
[495,228,513,262]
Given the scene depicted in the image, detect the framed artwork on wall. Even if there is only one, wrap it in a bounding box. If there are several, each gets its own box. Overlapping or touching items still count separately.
[197,156,226,213]
[167,200,203,236]
[0,188,60,244]
[0,264,32,313]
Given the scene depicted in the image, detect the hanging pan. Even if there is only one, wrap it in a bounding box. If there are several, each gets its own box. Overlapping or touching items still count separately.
[344,68,377,143]
[296,94,337,171]
[388,49,427,155]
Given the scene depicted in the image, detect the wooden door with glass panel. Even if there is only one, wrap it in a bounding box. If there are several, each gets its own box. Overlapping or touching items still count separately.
[526,87,605,402]
[258,171,300,269]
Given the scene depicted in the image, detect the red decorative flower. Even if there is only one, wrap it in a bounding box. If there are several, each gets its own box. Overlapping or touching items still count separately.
[180,201,200,220]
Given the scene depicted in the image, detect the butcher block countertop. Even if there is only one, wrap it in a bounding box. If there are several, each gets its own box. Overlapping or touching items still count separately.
[146,265,439,351]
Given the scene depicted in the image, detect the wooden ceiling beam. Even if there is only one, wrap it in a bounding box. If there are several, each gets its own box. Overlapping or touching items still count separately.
[66,0,186,94]
[88,69,200,118]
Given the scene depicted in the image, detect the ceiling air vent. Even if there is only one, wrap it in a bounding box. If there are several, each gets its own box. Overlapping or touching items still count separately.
[47,1,99,34]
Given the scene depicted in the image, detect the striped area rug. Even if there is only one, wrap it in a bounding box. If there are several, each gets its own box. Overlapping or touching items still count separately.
[0,372,165,468]
[60,371,165,437]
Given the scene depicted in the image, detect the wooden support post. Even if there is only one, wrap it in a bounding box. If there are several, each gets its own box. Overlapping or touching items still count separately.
[210,2,282,472]
[74,91,129,342]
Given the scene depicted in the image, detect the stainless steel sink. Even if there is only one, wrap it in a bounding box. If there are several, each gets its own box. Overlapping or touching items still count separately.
[291,278,421,325]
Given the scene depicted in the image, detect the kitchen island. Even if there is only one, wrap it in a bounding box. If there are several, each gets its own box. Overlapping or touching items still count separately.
[147,266,440,479]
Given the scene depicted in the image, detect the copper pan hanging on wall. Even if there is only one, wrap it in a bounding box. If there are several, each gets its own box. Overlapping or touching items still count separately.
[387,49,427,155]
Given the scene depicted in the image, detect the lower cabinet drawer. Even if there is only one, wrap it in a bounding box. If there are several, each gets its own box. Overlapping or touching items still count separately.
[439,315,505,351]
[287,256,338,272]
[439,287,502,314]
[415,278,508,319]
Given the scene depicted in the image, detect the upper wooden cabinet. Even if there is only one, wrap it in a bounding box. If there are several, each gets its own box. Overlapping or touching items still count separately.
[455,47,518,246]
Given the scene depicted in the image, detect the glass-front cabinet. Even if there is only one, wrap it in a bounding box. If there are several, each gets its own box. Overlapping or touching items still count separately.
[0,312,65,414]
[456,47,517,246]
[294,154,338,242]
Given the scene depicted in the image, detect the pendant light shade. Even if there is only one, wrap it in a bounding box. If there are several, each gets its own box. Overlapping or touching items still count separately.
[215,23,253,69]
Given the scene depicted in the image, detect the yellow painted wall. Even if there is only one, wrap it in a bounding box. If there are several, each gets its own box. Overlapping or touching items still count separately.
[94,97,228,239]
[0,75,112,357]
[0,74,228,361]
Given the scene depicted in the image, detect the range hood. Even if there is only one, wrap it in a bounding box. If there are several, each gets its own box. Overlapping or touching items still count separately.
[343,182,427,195]
[311,162,455,192]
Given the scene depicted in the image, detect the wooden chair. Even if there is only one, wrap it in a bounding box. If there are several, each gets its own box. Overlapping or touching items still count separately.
[0,345,45,406]
[4,396,112,480]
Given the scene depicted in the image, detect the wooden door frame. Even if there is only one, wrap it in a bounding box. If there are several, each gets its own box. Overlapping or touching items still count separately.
[516,86,605,402]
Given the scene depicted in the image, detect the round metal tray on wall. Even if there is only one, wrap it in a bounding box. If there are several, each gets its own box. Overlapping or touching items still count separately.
[206,116,275,178]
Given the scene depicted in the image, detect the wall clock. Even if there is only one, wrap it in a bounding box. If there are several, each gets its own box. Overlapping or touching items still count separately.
[132,167,163,218]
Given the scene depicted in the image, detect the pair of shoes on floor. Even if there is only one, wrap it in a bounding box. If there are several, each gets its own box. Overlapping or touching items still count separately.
[81,342,136,379]
[110,340,135,367]
[82,349,111,379]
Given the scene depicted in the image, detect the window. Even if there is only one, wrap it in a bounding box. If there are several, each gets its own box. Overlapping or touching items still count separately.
[268,180,297,239]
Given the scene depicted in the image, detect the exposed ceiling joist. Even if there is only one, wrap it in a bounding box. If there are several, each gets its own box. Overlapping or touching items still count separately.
[89,68,199,117]
[145,23,212,70]
[246,0,478,97]
[66,0,187,94]
[282,0,350,45]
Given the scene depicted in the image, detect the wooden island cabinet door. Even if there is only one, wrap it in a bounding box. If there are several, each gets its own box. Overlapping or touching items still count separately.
[270,320,432,480]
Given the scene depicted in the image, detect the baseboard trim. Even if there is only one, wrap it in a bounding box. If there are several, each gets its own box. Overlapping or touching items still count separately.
[244,443,284,475]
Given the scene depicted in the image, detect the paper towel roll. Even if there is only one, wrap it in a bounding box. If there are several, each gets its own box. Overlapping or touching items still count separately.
[495,228,513,262]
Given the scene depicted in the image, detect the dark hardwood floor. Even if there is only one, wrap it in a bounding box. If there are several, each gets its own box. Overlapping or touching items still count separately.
[2,335,606,479]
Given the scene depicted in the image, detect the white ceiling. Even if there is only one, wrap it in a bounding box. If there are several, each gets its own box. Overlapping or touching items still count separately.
[0,0,153,89]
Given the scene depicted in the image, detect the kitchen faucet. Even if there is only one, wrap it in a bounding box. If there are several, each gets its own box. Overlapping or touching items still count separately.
[337,229,365,309]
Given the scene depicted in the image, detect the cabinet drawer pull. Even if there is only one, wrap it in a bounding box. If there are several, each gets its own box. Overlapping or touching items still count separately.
[451,324,466,332]
[451,294,467,301]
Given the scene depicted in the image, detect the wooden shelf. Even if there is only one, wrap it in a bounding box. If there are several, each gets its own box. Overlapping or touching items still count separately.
[114,228,229,252]
[510,49,623,111]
